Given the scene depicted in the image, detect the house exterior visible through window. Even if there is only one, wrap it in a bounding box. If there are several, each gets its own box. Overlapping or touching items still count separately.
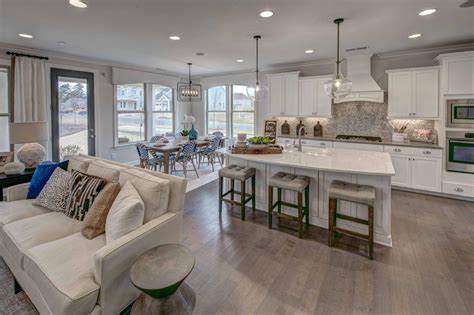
[232,85,255,137]
[152,85,174,136]
[206,86,227,136]
[0,66,9,151]
[116,84,145,144]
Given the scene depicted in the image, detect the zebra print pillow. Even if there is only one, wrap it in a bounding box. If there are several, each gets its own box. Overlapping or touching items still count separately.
[33,167,71,212]
[64,170,106,221]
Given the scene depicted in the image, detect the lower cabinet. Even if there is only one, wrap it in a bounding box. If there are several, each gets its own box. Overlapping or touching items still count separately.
[390,155,411,187]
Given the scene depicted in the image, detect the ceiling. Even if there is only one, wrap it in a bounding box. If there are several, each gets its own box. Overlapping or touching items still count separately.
[0,0,473,76]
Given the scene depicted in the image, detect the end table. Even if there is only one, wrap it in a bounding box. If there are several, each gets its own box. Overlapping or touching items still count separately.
[0,170,35,202]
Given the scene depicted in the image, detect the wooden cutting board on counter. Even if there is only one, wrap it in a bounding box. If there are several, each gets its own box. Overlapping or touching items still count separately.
[231,146,283,154]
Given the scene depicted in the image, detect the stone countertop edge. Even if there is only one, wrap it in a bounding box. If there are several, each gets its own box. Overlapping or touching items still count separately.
[278,135,442,149]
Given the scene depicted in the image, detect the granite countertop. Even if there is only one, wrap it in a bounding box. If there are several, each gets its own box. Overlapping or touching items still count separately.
[278,135,443,149]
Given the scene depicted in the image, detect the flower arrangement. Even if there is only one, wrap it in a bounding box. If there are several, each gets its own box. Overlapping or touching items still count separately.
[247,136,271,145]
[180,130,190,137]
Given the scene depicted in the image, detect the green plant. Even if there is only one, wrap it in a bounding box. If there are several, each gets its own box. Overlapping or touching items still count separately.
[181,129,190,136]
[247,136,271,145]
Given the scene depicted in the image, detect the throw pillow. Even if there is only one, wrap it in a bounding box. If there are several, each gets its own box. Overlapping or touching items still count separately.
[82,182,121,239]
[27,160,69,199]
[33,168,72,212]
[64,169,106,221]
[105,181,144,243]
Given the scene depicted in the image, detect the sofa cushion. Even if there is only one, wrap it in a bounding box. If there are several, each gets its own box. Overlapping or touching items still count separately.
[87,160,126,183]
[27,161,69,199]
[65,155,92,173]
[1,212,84,267]
[0,199,50,227]
[33,168,72,212]
[119,168,170,223]
[24,232,105,314]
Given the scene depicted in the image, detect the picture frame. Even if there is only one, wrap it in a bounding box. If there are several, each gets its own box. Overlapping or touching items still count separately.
[177,82,203,102]
[0,152,14,167]
[264,120,277,143]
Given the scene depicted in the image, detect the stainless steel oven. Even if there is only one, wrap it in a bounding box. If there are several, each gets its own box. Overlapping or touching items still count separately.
[446,99,474,128]
[446,131,474,174]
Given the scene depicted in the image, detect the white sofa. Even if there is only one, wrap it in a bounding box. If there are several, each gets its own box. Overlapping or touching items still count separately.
[0,155,187,315]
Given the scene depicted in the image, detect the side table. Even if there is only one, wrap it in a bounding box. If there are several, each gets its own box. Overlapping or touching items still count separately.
[130,244,196,315]
[0,170,34,202]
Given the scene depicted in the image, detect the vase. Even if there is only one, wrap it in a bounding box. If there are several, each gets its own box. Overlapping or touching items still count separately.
[189,124,198,141]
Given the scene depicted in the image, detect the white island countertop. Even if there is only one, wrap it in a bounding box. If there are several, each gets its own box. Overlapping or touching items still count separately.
[219,147,395,176]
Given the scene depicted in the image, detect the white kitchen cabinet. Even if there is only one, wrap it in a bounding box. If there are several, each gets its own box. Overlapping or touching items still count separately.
[387,67,439,119]
[438,54,474,95]
[268,72,300,116]
[410,156,441,192]
[299,76,332,117]
[390,155,411,187]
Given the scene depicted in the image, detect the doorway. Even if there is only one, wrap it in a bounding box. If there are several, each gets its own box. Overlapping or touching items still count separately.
[51,68,95,161]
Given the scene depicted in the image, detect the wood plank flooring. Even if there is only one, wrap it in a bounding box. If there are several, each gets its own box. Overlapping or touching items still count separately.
[183,180,473,315]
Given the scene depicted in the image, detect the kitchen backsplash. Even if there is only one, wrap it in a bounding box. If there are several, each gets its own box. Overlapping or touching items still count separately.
[274,101,436,141]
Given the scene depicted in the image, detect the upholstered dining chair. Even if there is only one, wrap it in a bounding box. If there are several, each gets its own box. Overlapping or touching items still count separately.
[135,143,162,171]
[172,141,199,178]
[199,137,223,172]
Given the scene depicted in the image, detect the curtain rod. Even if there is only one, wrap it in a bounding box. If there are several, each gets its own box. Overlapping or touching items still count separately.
[6,51,49,60]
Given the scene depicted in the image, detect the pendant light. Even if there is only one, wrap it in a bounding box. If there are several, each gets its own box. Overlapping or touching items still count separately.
[249,35,268,102]
[323,18,352,99]
[180,63,200,101]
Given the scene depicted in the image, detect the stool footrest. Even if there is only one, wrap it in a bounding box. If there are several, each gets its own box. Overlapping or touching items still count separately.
[333,227,369,241]
[222,197,253,207]
[336,213,369,225]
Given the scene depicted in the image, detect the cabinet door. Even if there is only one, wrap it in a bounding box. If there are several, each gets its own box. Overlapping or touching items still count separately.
[411,157,441,192]
[412,69,439,118]
[446,59,474,95]
[315,78,332,117]
[390,155,411,187]
[388,72,412,118]
[269,75,284,115]
[284,75,299,115]
[299,79,316,116]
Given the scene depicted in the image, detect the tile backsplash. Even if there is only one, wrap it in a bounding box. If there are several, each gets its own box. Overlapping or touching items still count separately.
[274,101,435,141]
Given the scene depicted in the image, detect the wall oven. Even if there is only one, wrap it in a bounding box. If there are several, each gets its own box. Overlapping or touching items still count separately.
[446,131,474,174]
[446,99,474,128]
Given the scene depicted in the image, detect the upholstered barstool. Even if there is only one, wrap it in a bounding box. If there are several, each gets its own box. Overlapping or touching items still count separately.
[328,180,376,260]
[268,172,310,239]
[218,164,256,221]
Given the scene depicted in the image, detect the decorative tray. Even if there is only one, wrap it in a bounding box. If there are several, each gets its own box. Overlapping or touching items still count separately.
[231,145,283,154]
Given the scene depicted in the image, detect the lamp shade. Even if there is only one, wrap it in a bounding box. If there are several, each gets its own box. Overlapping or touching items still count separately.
[9,121,48,144]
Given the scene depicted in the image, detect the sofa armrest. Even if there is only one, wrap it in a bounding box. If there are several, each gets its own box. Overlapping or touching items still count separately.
[6,183,30,202]
[93,212,183,315]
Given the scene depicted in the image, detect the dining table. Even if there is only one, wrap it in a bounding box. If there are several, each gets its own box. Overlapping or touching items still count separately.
[145,140,211,174]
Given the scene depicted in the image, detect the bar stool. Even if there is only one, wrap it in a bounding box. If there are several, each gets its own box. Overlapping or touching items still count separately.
[328,180,376,260]
[218,164,256,221]
[268,172,310,239]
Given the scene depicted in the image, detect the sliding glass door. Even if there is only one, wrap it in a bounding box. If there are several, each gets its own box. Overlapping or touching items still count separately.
[51,68,95,161]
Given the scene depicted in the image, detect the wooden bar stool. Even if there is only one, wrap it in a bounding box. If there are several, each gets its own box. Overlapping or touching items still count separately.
[268,172,310,239]
[328,180,376,260]
[218,164,256,221]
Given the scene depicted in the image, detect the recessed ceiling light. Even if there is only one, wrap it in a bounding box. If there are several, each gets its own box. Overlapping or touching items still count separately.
[196,52,205,56]
[18,33,33,39]
[259,10,274,18]
[419,8,437,16]
[69,0,87,8]
[169,35,181,40]
[305,49,315,54]
[57,41,66,46]
[408,33,422,39]
[236,59,244,63]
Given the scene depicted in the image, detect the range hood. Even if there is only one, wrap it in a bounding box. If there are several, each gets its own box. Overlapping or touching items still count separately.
[334,54,384,103]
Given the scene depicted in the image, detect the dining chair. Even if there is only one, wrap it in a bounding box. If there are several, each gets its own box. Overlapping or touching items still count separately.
[150,135,163,143]
[199,137,223,172]
[172,141,199,178]
[135,143,162,171]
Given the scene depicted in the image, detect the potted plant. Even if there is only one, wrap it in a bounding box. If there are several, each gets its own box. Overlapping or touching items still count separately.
[247,136,271,149]
[181,129,190,141]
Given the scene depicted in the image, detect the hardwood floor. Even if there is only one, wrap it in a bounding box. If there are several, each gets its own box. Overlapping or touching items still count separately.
[182,180,473,315]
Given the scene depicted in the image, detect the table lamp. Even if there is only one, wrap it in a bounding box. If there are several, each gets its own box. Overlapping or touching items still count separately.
[9,121,48,169]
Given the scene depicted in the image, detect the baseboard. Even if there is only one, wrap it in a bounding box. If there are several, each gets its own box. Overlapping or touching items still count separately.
[392,186,474,202]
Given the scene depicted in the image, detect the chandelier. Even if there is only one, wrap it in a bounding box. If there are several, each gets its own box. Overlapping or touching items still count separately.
[250,35,268,102]
[177,63,202,101]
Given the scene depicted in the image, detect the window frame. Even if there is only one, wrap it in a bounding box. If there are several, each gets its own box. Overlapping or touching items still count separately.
[0,65,11,151]
[151,84,175,137]
[230,85,256,138]
[206,85,228,137]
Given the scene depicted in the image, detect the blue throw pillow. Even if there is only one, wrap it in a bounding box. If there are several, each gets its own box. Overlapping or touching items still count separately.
[27,160,69,199]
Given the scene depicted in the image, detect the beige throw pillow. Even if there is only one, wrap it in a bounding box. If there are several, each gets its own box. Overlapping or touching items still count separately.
[82,182,121,239]
[105,181,145,243]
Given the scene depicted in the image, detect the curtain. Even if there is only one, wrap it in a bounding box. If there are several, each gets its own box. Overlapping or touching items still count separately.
[13,56,47,122]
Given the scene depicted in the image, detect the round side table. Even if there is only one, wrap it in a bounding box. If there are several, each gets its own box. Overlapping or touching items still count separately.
[130,244,196,315]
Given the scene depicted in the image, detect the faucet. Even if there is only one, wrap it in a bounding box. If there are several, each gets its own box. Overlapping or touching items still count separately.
[295,126,306,152]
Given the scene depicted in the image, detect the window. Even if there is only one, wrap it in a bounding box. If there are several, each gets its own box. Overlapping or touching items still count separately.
[232,85,255,137]
[206,86,227,136]
[0,66,9,151]
[116,84,145,144]
[152,85,174,136]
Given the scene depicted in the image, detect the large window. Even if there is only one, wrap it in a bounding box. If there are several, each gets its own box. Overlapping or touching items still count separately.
[207,86,227,136]
[232,85,255,137]
[152,84,174,136]
[116,84,145,144]
[0,67,9,151]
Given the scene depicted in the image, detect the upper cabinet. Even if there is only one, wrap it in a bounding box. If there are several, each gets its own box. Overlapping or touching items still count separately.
[387,67,439,119]
[435,52,474,95]
[299,76,333,117]
[268,72,299,116]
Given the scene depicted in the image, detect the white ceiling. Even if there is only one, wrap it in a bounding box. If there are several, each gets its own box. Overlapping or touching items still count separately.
[0,0,473,76]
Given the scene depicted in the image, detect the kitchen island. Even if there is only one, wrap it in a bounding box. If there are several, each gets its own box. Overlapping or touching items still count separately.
[219,147,395,246]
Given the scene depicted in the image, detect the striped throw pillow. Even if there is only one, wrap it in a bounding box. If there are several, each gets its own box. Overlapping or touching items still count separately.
[64,169,106,221]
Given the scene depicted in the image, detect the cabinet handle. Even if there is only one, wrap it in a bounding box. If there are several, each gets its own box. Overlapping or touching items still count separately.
[393,148,401,152]
[320,143,326,146]
[302,141,307,144]
[422,151,431,155]
[454,187,464,192]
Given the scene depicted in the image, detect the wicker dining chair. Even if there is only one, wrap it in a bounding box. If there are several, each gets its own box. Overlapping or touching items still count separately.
[135,143,162,171]
[172,141,199,178]
[199,137,223,172]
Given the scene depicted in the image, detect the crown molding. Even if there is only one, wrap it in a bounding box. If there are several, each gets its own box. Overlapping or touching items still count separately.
[376,42,474,59]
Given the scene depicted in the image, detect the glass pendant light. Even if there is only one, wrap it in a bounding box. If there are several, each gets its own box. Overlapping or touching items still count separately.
[248,35,268,102]
[181,63,200,100]
[324,18,352,99]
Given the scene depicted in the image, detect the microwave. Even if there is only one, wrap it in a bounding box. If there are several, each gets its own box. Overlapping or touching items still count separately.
[446,99,474,128]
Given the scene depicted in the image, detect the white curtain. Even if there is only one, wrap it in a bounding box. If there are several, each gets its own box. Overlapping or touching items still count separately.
[13,56,47,122]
